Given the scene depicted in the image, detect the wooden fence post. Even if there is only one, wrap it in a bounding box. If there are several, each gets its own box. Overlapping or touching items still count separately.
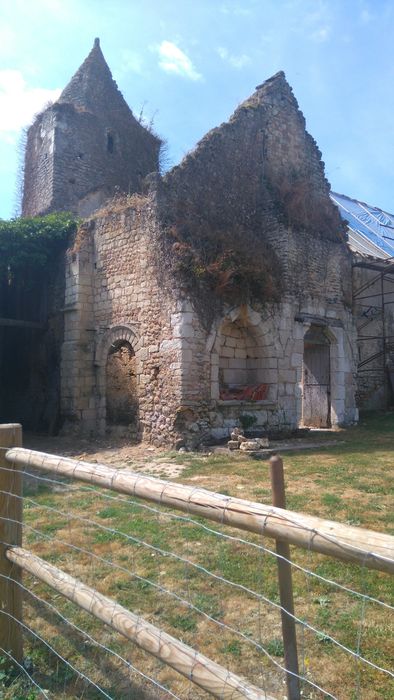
[0,424,23,664]
[269,454,300,700]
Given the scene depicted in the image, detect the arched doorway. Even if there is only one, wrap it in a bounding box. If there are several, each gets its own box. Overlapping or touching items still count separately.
[302,325,331,427]
[105,339,138,433]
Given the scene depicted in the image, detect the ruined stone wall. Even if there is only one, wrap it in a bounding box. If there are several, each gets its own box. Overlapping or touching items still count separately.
[23,102,160,218]
[152,71,357,443]
[61,195,185,445]
[22,109,56,217]
[59,70,358,446]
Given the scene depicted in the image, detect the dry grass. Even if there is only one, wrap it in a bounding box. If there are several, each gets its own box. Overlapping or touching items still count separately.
[2,412,393,699]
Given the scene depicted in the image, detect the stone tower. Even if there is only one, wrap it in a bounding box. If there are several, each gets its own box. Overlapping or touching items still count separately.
[22,38,161,217]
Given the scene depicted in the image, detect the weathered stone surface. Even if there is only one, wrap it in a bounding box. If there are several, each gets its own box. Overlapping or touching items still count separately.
[22,39,160,218]
[239,440,261,451]
[20,43,360,445]
[227,440,240,450]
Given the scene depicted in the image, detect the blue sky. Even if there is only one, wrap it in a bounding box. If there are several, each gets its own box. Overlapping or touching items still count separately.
[0,0,393,219]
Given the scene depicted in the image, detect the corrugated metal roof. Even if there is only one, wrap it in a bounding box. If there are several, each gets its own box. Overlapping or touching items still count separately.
[330,192,394,260]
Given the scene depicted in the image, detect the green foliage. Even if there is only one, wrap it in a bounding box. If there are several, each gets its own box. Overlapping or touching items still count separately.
[266,638,284,657]
[0,212,78,282]
[0,656,38,699]
[221,640,242,657]
[239,413,257,431]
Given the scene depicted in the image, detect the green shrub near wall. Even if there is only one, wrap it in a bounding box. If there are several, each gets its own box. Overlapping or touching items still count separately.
[0,213,78,283]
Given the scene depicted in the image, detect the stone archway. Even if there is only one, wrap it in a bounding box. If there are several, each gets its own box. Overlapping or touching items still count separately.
[95,324,141,436]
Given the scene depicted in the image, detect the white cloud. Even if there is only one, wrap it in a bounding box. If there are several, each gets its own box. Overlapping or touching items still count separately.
[157,41,202,81]
[220,3,252,16]
[360,8,373,24]
[217,47,251,68]
[310,26,330,42]
[0,69,61,142]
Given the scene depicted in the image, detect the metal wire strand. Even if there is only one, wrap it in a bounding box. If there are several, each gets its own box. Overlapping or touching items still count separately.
[3,495,392,682]
[1,464,393,610]
[2,513,339,699]
[0,608,112,698]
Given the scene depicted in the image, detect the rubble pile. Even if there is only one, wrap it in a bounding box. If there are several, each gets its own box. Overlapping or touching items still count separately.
[227,427,269,451]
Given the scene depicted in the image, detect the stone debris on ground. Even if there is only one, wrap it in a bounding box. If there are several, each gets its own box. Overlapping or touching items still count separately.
[228,427,269,452]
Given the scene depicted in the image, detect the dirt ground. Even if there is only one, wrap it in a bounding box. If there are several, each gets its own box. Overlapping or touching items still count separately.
[23,429,342,480]
[23,432,188,479]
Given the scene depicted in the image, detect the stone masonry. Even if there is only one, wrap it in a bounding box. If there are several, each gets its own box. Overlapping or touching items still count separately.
[22,39,160,218]
[49,45,358,446]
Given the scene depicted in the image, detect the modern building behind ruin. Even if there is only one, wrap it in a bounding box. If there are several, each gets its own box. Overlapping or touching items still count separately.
[11,39,394,445]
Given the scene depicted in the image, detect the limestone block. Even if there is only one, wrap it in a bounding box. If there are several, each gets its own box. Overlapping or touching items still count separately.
[211,382,219,399]
[278,369,296,383]
[160,339,182,352]
[228,440,240,450]
[228,359,247,369]
[262,369,279,383]
[246,308,261,326]
[211,365,219,381]
[225,336,237,348]
[291,353,303,368]
[278,357,290,369]
[221,346,235,358]
[239,440,260,451]
[180,324,194,339]
[262,357,278,369]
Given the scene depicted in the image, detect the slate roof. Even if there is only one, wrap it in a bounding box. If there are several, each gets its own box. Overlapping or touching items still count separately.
[330,191,394,260]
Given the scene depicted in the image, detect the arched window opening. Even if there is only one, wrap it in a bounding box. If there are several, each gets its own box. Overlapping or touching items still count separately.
[218,320,267,401]
[106,340,137,426]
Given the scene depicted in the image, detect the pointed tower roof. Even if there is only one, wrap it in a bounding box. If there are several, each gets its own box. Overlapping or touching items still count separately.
[58,38,131,115]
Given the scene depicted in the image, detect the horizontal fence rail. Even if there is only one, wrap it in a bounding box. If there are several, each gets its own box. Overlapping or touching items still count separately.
[6,447,394,573]
[6,547,269,700]
[2,427,394,700]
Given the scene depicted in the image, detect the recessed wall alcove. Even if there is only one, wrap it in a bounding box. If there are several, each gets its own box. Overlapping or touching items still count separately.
[208,306,277,403]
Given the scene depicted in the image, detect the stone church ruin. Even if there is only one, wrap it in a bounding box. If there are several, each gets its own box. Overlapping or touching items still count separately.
[3,38,393,446]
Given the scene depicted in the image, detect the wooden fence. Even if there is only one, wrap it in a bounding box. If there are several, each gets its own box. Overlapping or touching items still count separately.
[1,423,393,699]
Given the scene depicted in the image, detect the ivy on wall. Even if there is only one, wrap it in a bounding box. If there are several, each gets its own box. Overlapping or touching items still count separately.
[0,212,78,282]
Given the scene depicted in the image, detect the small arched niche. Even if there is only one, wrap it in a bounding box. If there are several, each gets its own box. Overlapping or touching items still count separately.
[106,339,138,429]
[217,319,267,401]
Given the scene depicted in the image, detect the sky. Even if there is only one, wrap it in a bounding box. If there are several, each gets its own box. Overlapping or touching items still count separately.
[0,0,393,219]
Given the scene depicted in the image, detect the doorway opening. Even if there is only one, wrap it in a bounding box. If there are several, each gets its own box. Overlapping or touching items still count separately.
[106,340,138,433]
[302,325,331,428]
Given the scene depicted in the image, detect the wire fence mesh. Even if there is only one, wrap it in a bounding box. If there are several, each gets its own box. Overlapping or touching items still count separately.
[0,447,393,700]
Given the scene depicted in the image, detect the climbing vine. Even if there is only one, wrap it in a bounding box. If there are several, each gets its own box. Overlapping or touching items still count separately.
[0,212,78,282]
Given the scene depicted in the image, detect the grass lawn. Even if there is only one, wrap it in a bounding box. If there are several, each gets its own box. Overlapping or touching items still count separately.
[2,412,393,699]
